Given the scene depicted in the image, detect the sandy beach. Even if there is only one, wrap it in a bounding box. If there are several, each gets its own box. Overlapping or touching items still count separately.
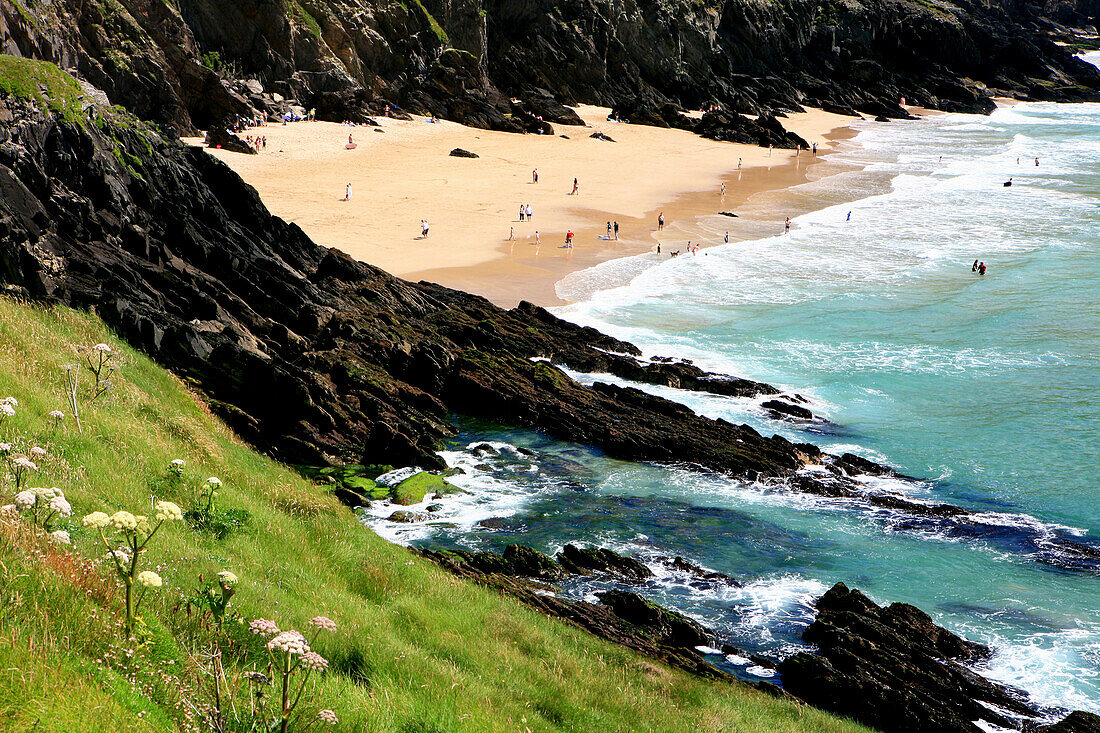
[188,106,856,306]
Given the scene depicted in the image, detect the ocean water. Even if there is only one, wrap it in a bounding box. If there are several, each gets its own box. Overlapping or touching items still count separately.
[366,94,1100,718]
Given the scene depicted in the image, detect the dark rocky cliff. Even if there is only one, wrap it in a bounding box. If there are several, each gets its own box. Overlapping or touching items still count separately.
[3,0,1100,137]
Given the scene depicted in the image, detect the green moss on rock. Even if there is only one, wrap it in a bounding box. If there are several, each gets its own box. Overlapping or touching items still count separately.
[0,56,85,123]
[392,471,461,505]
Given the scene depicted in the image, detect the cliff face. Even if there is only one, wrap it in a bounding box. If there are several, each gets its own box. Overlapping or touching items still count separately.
[2,0,1099,136]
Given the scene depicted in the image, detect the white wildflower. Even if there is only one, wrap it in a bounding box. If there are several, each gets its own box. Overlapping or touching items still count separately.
[92,343,112,353]
[309,615,337,632]
[136,570,163,588]
[13,491,35,509]
[0,443,11,455]
[31,486,58,499]
[300,651,328,671]
[317,709,338,725]
[11,456,37,471]
[266,630,309,656]
[50,529,72,545]
[48,495,72,518]
[0,504,16,516]
[29,446,46,458]
[47,410,64,421]
[83,511,110,528]
[217,570,239,587]
[249,618,280,637]
[109,511,138,531]
[0,396,18,407]
[205,477,222,487]
[154,500,183,522]
[0,404,15,418]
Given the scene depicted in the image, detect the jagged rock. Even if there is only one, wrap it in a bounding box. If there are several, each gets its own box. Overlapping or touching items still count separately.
[779,583,1042,733]
[206,122,256,155]
[663,557,742,587]
[1033,711,1100,733]
[310,89,383,125]
[596,590,711,648]
[556,544,653,580]
[718,211,739,218]
[761,399,815,421]
[696,110,807,149]
[449,147,479,158]
[502,544,567,580]
[512,87,584,125]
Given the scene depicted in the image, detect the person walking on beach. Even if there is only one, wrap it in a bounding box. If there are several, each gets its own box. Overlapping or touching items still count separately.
[344,183,352,202]
[519,205,526,222]
[737,158,742,170]
[607,221,613,238]
[720,183,726,197]
[525,204,533,220]
[571,177,579,195]
[658,212,665,230]
[769,144,773,157]
[565,229,574,246]
[532,168,539,183]
[812,142,818,156]
[421,219,430,238]
[784,217,791,234]
[613,221,620,240]
[509,226,515,241]
[534,231,541,246]
[657,242,661,254]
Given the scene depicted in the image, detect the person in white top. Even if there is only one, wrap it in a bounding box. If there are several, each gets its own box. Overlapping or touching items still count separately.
[525,204,533,220]
[421,219,430,238]
[344,183,352,201]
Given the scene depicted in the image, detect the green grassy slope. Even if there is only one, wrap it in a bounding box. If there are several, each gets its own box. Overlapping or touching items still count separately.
[0,297,872,733]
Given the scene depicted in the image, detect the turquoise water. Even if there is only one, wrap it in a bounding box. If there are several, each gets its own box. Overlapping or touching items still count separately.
[367,99,1100,718]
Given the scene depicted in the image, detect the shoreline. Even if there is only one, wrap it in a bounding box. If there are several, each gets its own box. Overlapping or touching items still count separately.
[409,121,860,307]
[188,106,859,308]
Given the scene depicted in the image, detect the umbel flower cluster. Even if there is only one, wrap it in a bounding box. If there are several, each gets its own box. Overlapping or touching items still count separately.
[83,500,183,632]
[248,615,339,730]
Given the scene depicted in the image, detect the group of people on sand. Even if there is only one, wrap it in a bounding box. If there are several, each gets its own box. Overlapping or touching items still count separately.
[244,134,267,152]
[606,221,620,240]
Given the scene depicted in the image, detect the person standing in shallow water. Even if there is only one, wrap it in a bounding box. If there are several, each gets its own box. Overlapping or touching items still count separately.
[784,217,791,234]
[658,212,665,230]
[972,259,979,272]
[979,262,986,276]
[613,221,619,240]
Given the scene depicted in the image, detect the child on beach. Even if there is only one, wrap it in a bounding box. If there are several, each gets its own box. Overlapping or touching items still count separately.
[421,219,430,238]
[344,183,352,201]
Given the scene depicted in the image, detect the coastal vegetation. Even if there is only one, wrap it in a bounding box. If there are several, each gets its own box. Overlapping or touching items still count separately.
[0,296,873,731]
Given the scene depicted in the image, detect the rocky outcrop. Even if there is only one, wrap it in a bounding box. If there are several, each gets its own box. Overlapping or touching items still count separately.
[778,583,1094,733]
[417,544,737,680]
